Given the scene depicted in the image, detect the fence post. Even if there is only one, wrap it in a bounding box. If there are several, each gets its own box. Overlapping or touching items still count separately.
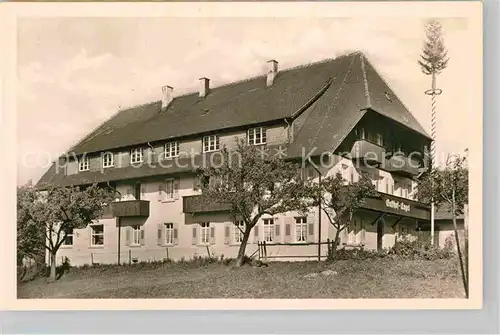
[326,238,330,258]
[90,252,94,265]
[263,241,267,261]
[257,242,261,260]
[166,247,169,260]
[129,250,131,265]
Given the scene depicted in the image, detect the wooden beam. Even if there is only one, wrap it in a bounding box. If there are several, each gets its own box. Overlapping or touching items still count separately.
[370,212,386,226]
[392,216,404,230]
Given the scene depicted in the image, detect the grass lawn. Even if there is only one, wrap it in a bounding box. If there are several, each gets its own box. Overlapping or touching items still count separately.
[17,258,466,299]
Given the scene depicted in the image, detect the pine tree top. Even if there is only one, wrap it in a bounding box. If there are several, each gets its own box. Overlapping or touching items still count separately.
[418,19,449,75]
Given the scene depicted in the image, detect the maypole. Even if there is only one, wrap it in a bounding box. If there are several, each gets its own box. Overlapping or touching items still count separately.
[419,19,449,245]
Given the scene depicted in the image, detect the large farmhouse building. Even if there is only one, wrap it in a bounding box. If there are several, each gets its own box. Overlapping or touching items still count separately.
[38,51,441,266]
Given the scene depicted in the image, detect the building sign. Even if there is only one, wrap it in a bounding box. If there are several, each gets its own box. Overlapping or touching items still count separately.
[385,199,411,213]
[359,193,430,221]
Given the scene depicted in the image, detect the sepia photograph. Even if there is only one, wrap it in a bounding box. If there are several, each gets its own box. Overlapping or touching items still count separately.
[6,2,482,307]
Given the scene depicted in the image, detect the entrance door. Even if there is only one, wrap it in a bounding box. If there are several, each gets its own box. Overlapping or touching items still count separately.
[377,219,384,250]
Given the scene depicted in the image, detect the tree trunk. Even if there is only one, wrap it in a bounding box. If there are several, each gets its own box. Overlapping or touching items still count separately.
[49,252,57,281]
[236,227,252,267]
[329,228,342,261]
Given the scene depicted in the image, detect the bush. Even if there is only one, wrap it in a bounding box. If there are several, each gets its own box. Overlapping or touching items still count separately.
[331,247,388,261]
[388,236,453,260]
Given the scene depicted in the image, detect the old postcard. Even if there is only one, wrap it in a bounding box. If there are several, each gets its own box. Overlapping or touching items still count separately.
[2,1,482,310]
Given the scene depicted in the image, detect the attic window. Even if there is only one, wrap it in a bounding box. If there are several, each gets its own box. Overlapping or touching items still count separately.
[78,156,90,172]
[130,148,144,164]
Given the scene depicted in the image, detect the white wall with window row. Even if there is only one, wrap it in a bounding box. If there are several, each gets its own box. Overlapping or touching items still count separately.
[70,126,286,175]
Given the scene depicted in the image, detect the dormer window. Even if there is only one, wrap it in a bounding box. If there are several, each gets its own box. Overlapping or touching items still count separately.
[248,127,267,145]
[102,152,114,168]
[78,156,90,171]
[165,141,179,159]
[130,148,144,164]
[203,135,220,153]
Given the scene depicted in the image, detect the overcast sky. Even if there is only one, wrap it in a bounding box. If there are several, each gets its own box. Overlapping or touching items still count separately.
[17,16,474,186]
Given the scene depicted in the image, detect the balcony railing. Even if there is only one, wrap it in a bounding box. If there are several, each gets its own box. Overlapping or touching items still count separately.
[350,140,385,164]
[111,200,150,217]
[385,153,421,177]
[183,195,232,214]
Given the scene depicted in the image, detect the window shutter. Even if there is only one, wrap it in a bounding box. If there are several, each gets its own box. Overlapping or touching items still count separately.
[125,227,131,246]
[253,226,259,244]
[210,226,216,245]
[360,219,366,244]
[174,178,180,200]
[88,225,92,247]
[191,226,197,245]
[157,223,163,246]
[141,184,146,196]
[307,215,315,243]
[158,182,165,201]
[284,217,293,243]
[173,223,179,245]
[140,227,145,246]
[275,223,280,238]
[224,224,230,245]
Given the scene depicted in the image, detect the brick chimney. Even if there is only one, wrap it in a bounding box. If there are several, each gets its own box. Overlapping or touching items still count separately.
[266,60,278,87]
[161,85,173,111]
[199,77,210,98]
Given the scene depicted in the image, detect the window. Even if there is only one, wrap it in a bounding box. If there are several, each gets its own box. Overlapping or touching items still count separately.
[102,152,114,168]
[248,127,267,145]
[263,218,275,242]
[401,183,410,198]
[78,156,90,171]
[295,217,307,242]
[62,228,74,246]
[356,127,366,140]
[165,142,179,159]
[130,148,144,164]
[200,222,210,244]
[164,223,174,245]
[376,133,384,146]
[131,225,141,245]
[234,221,245,244]
[90,224,104,246]
[165,179,175,200]
[203,135,220,153]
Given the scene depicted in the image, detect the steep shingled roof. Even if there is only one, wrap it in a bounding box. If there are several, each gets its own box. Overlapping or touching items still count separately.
[37,51,430,187]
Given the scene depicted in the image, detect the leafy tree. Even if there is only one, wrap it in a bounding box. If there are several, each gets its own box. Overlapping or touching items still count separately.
[18,182,115,280]
[197,139,311,266]
[17,181,45,267]
[312,172,378,260]
[419,19,449,77]
[417,154,469,297]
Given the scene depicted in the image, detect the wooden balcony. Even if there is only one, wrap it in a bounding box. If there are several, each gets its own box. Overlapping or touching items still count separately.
[386,153,421,177]
[100,205,115,219]
[111,200,150,217]
[350,140,385,164]
[183,195,232,214]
